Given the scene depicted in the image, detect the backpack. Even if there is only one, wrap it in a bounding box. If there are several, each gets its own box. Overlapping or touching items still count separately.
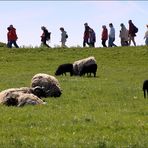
[65,34,68,39]
[46,32,51,41]
[133,25,138,33]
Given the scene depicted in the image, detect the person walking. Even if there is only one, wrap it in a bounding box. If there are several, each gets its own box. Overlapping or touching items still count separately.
[89,28,96,47]
[41,26,51,48]
[108,23,117,47]
[101,25,108,47]
[119,23,129,46]
[83,23,90,47]
[128,20,137,46]
[60,27,68,48]
[7,25,19,48]
[144,24,148,46]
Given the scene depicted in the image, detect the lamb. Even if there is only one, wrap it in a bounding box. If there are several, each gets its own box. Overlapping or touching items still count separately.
[143,80,148,98]
[73,56,97,75]
[55,63,73,76]
[0,87,45,107]
[79,63,97,77]
[31,73,62,97]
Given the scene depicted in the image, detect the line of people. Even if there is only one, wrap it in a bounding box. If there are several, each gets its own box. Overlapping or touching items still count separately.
[4,20,148,48]
[84,20,144,48]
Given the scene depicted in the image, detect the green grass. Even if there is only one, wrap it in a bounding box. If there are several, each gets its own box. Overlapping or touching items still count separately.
[0,46,147,148]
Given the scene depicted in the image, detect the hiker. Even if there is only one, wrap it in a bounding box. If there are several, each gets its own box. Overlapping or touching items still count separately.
[101,25,108,47]
[60,27,68,48]
[89,28,96,47]
[144,24,148,46]
[108,23,117,47]
[41,26,51,48]
[119,23,129,46]
[128,20,137,46]
[83,23,90,47]
[7,25,19,48]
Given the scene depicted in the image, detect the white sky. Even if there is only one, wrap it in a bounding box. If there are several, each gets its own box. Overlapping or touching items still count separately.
[0,1,148,47]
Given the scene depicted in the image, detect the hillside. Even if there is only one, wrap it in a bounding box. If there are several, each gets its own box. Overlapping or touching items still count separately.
[0,46,147,147]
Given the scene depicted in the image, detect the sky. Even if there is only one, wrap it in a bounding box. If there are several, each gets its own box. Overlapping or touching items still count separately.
[0,1,148,48]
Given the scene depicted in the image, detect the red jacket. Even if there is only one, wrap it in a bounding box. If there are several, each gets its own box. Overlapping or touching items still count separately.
[8,28,18,41]
[102,28,108,40]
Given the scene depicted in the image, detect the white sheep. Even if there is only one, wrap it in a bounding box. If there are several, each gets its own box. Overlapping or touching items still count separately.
[31,73,62,97]
[73,56,97,75]
[0,87,45,107]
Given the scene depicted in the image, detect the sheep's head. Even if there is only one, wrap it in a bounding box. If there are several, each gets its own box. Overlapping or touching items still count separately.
[32,86,47,98]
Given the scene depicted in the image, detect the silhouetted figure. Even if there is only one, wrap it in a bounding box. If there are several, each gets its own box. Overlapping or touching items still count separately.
[83,23,90,47]
[101,25,108,47]
[7,25,19,48]
[41,26,51,48]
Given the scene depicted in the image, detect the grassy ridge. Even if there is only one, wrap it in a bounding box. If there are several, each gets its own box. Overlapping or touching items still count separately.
[0,46,147,147]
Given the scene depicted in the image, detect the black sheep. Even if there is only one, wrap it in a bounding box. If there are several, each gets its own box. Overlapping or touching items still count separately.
[79,63,97,77]
[143,80,148,98]
[55,63,73,76]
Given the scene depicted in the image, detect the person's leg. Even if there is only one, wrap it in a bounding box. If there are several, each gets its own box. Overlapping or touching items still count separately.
[13,41,19,48]
[108,37,113,47]
[8,41,13,48]
[7,41,11,48]
[128,35,132,46]
[83,39,86,47]
[131,37,136,46]
[145,38,148,45]
[112,38,117,47]
[102,40,106,47]
[61,41,67,48]
[43,40,50,48]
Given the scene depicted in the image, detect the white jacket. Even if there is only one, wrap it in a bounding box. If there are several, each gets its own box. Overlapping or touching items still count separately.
[119,26,129,41]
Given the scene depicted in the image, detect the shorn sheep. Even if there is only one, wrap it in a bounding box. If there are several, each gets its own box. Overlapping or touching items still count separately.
[31,73,62,97]
[143,80,148,98]
[73,56,97,76]
[0,87,45,107]
[79,63,97,77]
[55,63,73,76]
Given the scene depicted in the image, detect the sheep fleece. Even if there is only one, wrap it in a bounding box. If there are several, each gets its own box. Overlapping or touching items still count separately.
[31,73,62,97]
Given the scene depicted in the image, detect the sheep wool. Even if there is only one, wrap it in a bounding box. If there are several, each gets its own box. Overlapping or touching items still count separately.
[31,73,62,97]
[73,56,97,75]
[0,88,45,107]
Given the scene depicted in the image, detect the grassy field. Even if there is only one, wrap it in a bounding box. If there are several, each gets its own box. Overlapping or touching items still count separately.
[0,46,147,148]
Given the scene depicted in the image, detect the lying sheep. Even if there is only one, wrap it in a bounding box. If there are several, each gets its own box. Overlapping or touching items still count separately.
[73,56,97,75]
[0,87,45,107]
[143,80,148,98]
[31,73,62,97]
[80,63,97,77]
[55,63,73,76]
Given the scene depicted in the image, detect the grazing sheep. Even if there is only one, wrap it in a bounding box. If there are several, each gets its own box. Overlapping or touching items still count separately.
[55,63,73,76]
[0,87,45,107]
[31,73,62,97]
[80,63,97,77]
[73,56,97,75]
[143,80,148,98]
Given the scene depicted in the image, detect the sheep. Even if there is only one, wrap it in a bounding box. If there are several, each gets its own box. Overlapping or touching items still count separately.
[73,56,97,75]
[55,63,73,76]
[0,87,45,107]
[143,80,148,98]
[31,73,62,97]
[79,63,97,77]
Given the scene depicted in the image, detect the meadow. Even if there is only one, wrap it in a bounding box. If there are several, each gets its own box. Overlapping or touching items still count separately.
[0,46,147,148]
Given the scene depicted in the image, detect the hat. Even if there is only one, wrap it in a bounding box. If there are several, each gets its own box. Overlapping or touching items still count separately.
[146,24,148,28]
[60,27,64,30]
[41,26,46,30]
[84,23,88,26]
[9,24,13,28]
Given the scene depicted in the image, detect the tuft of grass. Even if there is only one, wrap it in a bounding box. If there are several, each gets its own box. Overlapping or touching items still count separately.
[0,46,147,147]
